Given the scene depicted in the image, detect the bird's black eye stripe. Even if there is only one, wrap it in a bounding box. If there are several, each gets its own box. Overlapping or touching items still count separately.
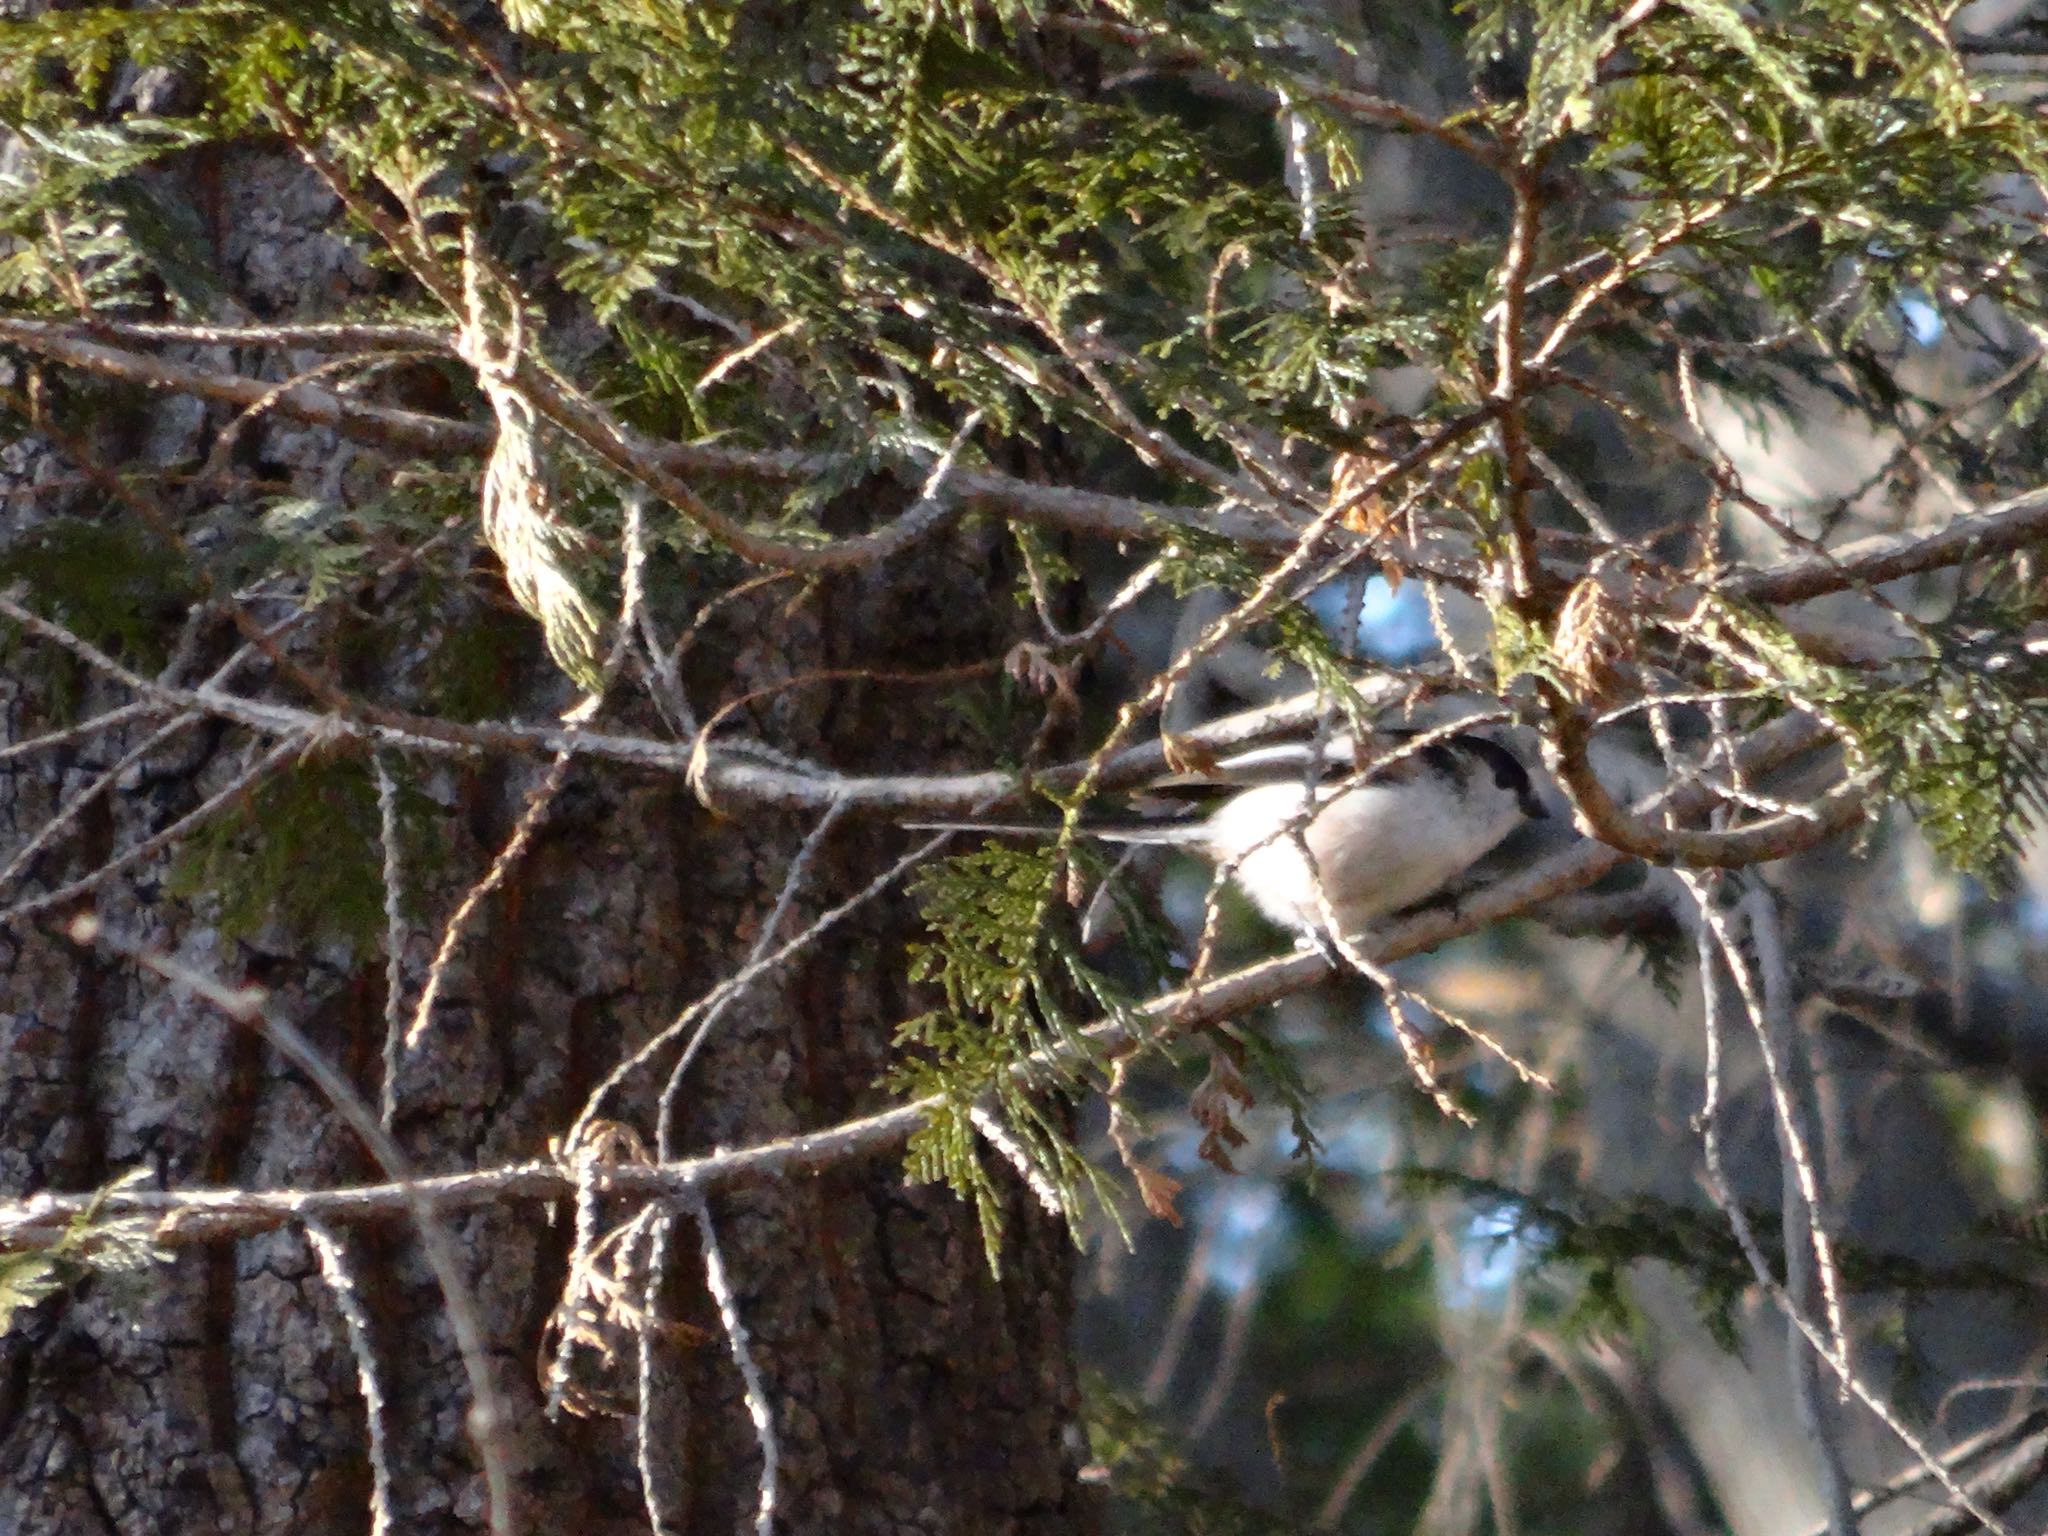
[1440,735,1550,819]
[1416,743,1462,781]
[1443,735,1522,790]
[1223,731,1544,811]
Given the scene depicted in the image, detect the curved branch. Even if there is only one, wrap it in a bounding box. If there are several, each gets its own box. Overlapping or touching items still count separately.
[1723,481,2048,604]
[0,591,1420,814]
[0,315,1341,559]
[0,315,479,452]
[1541,693,1870,869]
[0,711,1839,1257]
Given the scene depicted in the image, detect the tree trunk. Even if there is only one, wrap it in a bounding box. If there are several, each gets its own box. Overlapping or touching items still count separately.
[0,149,1089,1536]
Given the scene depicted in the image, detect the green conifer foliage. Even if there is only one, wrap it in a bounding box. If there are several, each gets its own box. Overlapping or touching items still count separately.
[12,1,2048,1529]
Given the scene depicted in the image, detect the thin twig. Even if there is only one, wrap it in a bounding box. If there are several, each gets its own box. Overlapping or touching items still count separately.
[0,732,313,931]
[970,1106,1067,1219]
[655,798,847,1146]
[1689,877,1849,1364]
[1187,1274,1261,1439]
[1143,1225,1215,1406]
[1689,893,2013,1536]
[634,1210,684,1536]
[304,1218,397,1536]
[0,712,200,898]
[687,1194,779,1536]
[407,497,650,1051]
[2,714,1842,1259]
[1899,1427,2048,1536]
[1793,1411,2048,1536]
[573,800,901,1157]
[374,752,409,1130]
[1747,880,1859,1530]
[0,700,166,764]
[1315,1376,1442,1529]
[405,750,575,1050]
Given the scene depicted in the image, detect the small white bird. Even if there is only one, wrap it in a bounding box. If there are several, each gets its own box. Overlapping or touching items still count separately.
[920,729,1548,946]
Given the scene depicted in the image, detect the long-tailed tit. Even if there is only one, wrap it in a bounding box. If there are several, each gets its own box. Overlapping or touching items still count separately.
[919,729,1548,946]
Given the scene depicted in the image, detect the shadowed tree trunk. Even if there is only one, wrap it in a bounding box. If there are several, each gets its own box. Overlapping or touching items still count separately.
[0,143,1089,1536]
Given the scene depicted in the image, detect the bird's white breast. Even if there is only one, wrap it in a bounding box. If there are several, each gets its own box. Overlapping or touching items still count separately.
[1200,775,1523,939]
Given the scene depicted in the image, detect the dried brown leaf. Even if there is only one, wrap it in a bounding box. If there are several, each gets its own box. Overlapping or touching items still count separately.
[1330,449,1397,538]
[1554,572,1634,706]
[1133,1164,1184,1225]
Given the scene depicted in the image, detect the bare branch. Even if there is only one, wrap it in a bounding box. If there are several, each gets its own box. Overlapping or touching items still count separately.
[0,585,1436,815]
[653,793,852,1155]
[687,1194,779,1536]
[0,315,1350,559]
[304,1218,397,1536]
[1791,1411,2048,1536]
[1901,1425,2048,1536]
[1,711,1839,1262]
[1724,481,2048,605]
[1690,892,2015,1536]
[373,752,409,1132]
[0,712,201,898]
[0,701,169,764]
[0,732,312,930]
[1315,1377,1443,1530]
[634,1210,684,1536]
[1539,698,1872,870]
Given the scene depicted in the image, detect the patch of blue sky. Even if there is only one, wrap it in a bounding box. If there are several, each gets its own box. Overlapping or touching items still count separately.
[1198,1179,1288,1295]
[1314,1114,1393,1177]
[1439,1207,1526,1312]
[2019,889,2048,937]
[1897,291,1943,347]
[1306,575,1437,662]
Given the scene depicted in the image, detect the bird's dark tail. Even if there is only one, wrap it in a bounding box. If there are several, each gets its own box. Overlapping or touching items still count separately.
[905,818,1207,847]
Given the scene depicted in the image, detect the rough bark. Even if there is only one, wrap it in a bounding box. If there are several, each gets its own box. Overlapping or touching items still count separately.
[0,151,1090,1536]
